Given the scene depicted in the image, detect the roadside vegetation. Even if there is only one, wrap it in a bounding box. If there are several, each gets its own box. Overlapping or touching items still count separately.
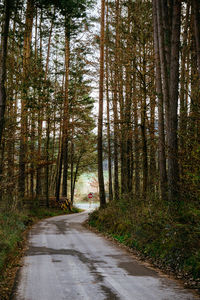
[0,203,78,299]
[89,198,200,292]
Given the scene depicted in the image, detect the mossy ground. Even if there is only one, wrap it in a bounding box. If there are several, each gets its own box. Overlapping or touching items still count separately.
[88,196,200,292]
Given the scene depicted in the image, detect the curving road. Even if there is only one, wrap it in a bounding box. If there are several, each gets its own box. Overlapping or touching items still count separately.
[12,211,198,300]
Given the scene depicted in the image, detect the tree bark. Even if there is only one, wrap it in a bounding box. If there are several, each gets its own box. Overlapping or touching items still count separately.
[98,0,106,208]
[133,61,140,197]
[192,0,200,81]
[62,22,70,198]
[113,0,120,201]
[71,153,82,204]
[152,0,167,200]
[44,13,54,207]
[168,0,181,202]
[105,4,113,201]
[0,0,11,145]
[179,2,190,166]
[125,2,133,194]
[140,45,148,200]
[19,0,34,198]
[156,0,170,137]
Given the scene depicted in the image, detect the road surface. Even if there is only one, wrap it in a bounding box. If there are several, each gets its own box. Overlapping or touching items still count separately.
[12,211,198,300]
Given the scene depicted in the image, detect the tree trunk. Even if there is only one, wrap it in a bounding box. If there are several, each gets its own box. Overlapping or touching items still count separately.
[179,2,190,172]
[71,153,82,204]
[62,23,70,198]
[45,117,50,207]
[133,63,140,197]
[192,0,200,81]
[98,0,106,208]
[30,109,35,198]
[19,0,34,198]
[152,0,167,200]
[156,0,170,137]
[113,0,120,201]
[56,144,63,201]
[44,13,54,207]
[168,0,181,202]
[70,129,74,204]
[141,46,148,200]
[105,3,113,201]
[125,3,133,194]
[0,0,11,145]
[149,89,156,193]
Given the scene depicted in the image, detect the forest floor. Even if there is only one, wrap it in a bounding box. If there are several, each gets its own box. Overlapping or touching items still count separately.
[0,206,76,300]
[88,199,200,295]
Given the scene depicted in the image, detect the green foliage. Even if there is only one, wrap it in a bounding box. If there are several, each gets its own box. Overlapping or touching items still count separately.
[89,199,200,281]
[0,211,29,272]
[0,206,65,275]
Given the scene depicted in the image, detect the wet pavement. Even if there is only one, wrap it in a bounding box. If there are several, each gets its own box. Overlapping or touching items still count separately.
[12,211,198,300]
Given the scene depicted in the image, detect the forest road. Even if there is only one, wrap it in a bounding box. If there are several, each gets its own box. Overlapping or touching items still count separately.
[12,211,198,300]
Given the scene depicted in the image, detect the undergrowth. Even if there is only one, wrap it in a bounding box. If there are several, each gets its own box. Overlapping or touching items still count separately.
[88,196,200,290]
[0,205,67,276]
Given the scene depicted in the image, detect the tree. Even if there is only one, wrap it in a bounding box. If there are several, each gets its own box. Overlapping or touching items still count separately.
[18,0,34,198]
[0,0,12,145]
[98,0,106,208]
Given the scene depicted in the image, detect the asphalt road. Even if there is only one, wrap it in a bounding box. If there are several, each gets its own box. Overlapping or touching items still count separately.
[12,211,198,300]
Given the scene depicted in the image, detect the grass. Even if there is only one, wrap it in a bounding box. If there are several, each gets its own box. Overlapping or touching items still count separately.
[0,205,75,299]
[88,197,200,291]
[0,207,65,273]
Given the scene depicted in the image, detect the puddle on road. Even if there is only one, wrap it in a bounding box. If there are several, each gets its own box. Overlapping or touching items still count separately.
[118,261,158,277]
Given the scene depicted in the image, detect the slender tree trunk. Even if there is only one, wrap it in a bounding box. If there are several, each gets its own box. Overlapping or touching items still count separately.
[19,0,34,198]
[44,12,54,207]
[36,98,42,197]
[30,109,35,198]
[56,144,63,201]
[192,0,200,81]
[0,0,11,146]
[71,153,82,204]
[153,0,167,200]
[105,4,113,201]
[45,117,50,207]
[141,94,148,200]
[168,0,181,202]
[133,63,140,196]
[98,0,106,208]
[30,13,38,199]
[125,4,132,194]
[70,123,74,204]
[6,2,18,200]
[62,23,70,198]
[113,0,120,201]
[55,92,64,201]
[36,8,43,199]
[179,2,190,170]
[161,0,172,72]
[0,139,5,201]
[149,89,156,193]
[156,0,170,138]
[119,70,127,196]
[141,47,148,200]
